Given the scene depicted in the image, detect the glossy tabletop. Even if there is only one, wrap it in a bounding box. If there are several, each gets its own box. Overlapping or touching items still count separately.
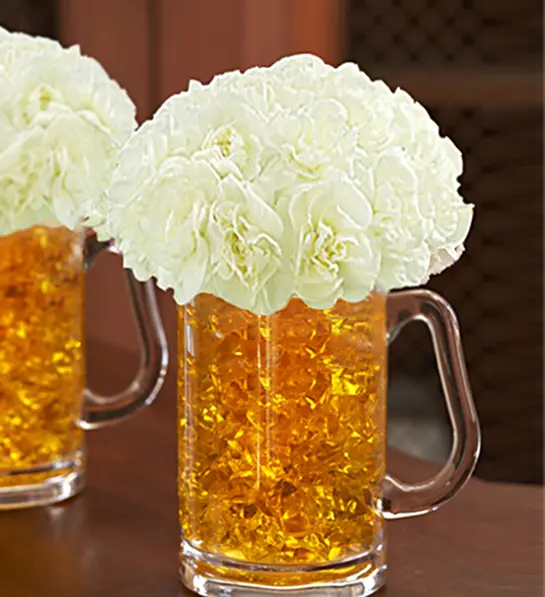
[0,342,542,597]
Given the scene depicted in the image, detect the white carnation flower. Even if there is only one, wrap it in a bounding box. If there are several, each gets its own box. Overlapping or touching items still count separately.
[100,54,473,314]
[356,150,433,290]
[0,27,136,235]
[109,150,219,304]
[278,176,378,309]
[269,54,333,109]
[154,86,271,181]
[270,98,357,181]
[205,175,291,313]
[204,67,282,121]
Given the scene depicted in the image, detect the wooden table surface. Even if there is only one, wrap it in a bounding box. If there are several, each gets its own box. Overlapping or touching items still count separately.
[0,342,542,597]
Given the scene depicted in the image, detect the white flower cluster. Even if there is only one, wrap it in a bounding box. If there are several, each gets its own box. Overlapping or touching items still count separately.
[0,27,136,235]
[103,54,473,314]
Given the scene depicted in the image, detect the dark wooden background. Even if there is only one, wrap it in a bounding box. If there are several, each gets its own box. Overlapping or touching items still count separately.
[348,0,543,484]
[1,0,542,484]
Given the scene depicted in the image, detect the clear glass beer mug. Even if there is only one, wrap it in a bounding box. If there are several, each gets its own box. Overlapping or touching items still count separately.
[0,225,168,509]
[178,290,480,596]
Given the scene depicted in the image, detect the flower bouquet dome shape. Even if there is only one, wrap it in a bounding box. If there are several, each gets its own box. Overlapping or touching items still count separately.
[100,54,473,315]
[0,26,136,235]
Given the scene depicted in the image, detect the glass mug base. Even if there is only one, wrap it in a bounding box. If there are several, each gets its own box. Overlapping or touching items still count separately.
[0,449,85,510]
[179,540,386,597]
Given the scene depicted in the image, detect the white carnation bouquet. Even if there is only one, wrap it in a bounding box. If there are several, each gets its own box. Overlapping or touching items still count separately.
[0,27,136,235]
[98,54,473,314]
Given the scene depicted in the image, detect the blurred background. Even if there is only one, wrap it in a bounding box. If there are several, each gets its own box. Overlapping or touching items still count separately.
[1,0,542,484]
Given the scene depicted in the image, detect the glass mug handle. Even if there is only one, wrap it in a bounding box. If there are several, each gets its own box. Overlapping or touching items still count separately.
[79,232,169,430]
[384,289,481,519]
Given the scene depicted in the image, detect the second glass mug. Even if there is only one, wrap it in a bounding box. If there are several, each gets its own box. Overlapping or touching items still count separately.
[0,225,168,509]
[178,291,481,596]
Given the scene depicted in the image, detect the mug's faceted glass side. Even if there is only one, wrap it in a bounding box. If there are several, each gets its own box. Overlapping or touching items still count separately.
[178,293,387,592]
[0,226,85,496]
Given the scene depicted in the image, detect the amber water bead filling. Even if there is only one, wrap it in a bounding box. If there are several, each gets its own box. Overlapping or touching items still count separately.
[178,293,386,570]
[0,226,85,487]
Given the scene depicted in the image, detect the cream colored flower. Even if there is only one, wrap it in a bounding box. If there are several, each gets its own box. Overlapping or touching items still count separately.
[203,67,282,121]
[270,98,357,181]
[155,88,271,181]
[108,150,219,304]
[279,176,378,309]
[356,150,433,290]
[205,175,291,314]
[0,27,136,235]
[269,54,333,109]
